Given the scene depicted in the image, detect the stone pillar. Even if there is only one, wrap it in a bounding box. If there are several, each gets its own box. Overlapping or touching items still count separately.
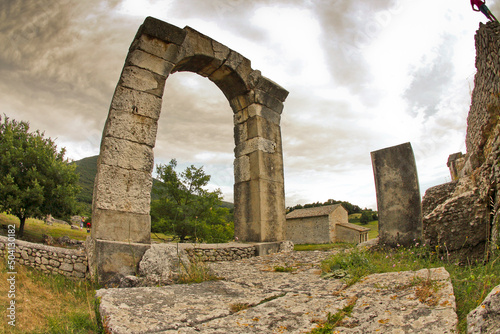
[88,19,187,286]
[231,78,288,242]
[371,142,422,247]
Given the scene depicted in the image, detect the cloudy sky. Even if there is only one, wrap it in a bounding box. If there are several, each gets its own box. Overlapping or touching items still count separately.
[1,0,497,209]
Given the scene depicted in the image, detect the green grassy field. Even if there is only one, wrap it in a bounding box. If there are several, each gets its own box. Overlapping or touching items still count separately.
[0,213,89,244]
[349,213,379,239]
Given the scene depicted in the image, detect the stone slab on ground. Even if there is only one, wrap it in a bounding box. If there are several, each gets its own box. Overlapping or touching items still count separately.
[467,283,500,333]
[96,251,458,333]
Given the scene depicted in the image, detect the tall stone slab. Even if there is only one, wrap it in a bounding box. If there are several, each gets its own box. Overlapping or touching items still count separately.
[89,17,288,286]
[371,142,422,247]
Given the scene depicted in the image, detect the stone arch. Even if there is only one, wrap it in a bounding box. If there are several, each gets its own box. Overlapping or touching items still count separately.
[88,17,288,284]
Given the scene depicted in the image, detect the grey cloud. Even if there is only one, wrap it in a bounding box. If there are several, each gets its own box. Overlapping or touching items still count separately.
[282,93,375,174]
[155,73,234,164]
[314,0,399,105]
[0,0,138,143]
[403,35,456,118]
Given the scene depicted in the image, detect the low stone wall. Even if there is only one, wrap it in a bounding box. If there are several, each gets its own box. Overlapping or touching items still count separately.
[0,236,88,279]
[184,244,256,262]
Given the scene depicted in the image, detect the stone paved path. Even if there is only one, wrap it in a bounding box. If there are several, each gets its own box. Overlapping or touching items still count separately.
[97,250,458,333]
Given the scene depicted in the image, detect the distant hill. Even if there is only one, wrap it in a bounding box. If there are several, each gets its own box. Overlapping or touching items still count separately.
[73,155,234,214]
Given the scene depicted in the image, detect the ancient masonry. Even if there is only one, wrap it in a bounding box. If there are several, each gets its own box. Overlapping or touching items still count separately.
[371,142,422,247]
[184,244,255,262]
[0,236,87,279]
[89,17,288,285]
[422,22,500,261]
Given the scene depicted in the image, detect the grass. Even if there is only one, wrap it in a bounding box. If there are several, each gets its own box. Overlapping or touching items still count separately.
[176,258,221,284]
[294,242,354,252]
[310,296,357,333]
[319,242,500,333]
[0,258,102,333]
[0,213,89,245]
[274,264,295,272]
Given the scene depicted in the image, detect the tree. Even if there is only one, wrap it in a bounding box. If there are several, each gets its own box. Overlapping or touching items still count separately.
[0,115,80,236]
[359,211,372,225]
[150,159,233,243]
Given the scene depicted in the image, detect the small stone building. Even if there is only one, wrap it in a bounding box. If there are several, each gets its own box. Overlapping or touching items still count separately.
[285,205,370,244]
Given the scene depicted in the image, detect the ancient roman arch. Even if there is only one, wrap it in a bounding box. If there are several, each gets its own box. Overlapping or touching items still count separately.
[88,17,289,284]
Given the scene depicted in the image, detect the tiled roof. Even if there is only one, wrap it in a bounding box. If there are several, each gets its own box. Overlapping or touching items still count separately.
[337,222,370,232]
[286,204,343,219]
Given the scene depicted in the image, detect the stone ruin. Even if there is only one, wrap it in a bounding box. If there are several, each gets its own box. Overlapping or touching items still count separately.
[371,142,422,247]
[422,22,500,262]
[87,17,289,285]
[87,16,499,285]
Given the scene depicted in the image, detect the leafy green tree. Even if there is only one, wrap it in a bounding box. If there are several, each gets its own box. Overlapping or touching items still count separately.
[150,159,233,243]
[359,211,372,225]
[0,115,80,236]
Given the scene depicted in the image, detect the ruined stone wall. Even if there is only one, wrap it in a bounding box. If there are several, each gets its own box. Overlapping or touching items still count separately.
[465,22,500,168]
[0,236,88,279]
[422,22,500,261]
[184,245,256,262]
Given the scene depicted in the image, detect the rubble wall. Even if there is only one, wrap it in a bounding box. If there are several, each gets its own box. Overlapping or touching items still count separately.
[422,22,500,261]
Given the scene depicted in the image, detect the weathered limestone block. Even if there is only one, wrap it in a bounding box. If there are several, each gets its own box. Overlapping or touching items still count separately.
[229,89,286,114]
[233,121,248,145]
[138,16,187,46]
[103,110,158,147]
[99,137,154,173]
[246,115,282,147]
[130,34,183,64]
[119,66,166,98]
[208,50,253,100]
[234,137,276,157]
[234,103,281,126]
[234,179,285,242]
[467,284,500,333]
[174,27,230,78]
[93,164,152,215]
[138,244,190,285]
[248,150,284,182]
[253,75,290,102]
[92,208,151,244]
[371,142,422,247]
[59,262,73,272]
[126,49,174,77]
[110,86,162,120]
[91,239,150,286]
[232,155,248,184]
